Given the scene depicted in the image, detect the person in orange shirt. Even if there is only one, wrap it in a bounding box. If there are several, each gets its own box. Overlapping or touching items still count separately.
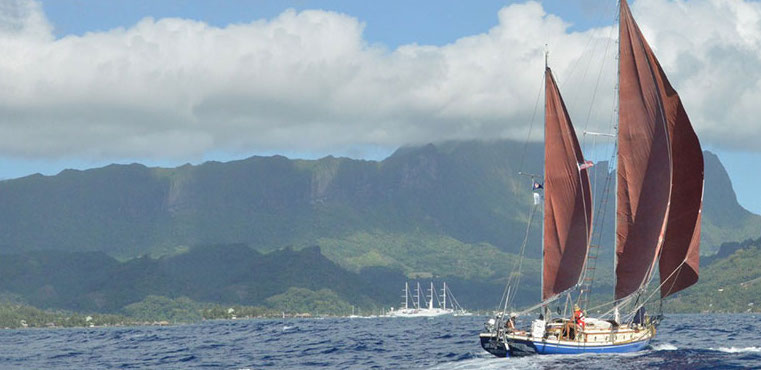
[573,304,586,330]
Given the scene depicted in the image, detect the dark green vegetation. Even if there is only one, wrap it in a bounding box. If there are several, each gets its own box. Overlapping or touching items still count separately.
[0,140,758,319]
[0,245,389,313]
[0,303,126,329]
[666,236,761,313]
[0,297,280,329]
[700,152,761,252]
[0,244,516,320]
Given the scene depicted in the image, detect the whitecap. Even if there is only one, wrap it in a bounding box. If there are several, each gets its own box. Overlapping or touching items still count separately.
[428,355,555,370]
[712,347,761,353]
[652,343,678,351]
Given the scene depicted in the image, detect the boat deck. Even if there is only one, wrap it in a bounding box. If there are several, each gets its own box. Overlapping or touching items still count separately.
[504,318,655,355]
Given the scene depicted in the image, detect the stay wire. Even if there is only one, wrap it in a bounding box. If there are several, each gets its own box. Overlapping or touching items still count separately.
[517,72,545,175]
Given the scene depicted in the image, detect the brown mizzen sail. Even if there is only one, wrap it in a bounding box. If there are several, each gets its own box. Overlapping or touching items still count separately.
[542,67,593,301]
[616,0,703,300]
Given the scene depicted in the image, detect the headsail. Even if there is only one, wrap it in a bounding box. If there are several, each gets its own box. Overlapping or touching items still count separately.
[616,0,703,300]
[646,20,704,299]
[542,67,593,301]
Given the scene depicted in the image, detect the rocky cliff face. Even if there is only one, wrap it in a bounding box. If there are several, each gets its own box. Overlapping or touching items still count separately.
[0,140,756,260]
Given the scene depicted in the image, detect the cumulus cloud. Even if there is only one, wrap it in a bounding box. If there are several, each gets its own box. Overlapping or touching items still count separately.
[0,0,759,162]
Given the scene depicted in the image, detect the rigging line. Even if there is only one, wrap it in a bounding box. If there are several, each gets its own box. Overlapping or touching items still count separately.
[584,141,618,302]
[497,275,511,311]
[498,200,538,312]
[566,28,602,114]
[522,277,588,318]
[576,6,619,304]
[502,286,512,314]
[662,261,687,298]
[506,202,539,311]
[635,259,689,309]
[591,135,599,228]
[599,296,633,319]
[615,260,689,325]
[584,293,634,317]
[517,72,545,175]
[577,135,617,305]
[580,3,618,162]
[515,293,562,317]
[582,9,618,135]
[573,134,594,290]
[560,0,617,92]
[563,1,619,130]
[505,204,532,290]
[559,30,595,91]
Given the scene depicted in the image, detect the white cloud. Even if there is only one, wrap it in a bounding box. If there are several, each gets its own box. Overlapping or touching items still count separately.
[0,0,759,162]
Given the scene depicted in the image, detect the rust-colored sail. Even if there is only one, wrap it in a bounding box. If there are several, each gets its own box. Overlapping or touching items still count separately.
[648,28,704,300]
[616,0,703,300]
[542,67,593,301]
[615,0,672,300]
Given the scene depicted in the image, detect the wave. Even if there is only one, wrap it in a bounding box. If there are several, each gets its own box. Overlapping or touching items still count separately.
[711,347,761,353]
[428,357,531,370]
[651,343,678,351]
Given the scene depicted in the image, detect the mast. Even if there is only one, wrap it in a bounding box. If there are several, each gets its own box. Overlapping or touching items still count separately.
[614,0,622,313]
[443,282,447,310]
[541,45,547,307]
[429,282,434,310]
[416,282,421,309]
[404,282,409,310]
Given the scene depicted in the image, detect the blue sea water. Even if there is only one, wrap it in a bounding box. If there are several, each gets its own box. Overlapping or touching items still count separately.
[0,314,759,369]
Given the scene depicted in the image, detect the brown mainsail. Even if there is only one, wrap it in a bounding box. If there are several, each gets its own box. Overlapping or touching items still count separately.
[649,26,704,300]
[542,67,593,301]
[616,0,703,300]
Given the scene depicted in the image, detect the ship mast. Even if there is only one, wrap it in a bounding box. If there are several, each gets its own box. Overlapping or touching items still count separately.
[541,44,548,316]
[443,282,447,310]
[416,282,421,309]
[429,282,434,310]
[404,282,409,310]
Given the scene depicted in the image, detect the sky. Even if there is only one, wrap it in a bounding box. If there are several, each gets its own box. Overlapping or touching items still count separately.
[0,0,760,214]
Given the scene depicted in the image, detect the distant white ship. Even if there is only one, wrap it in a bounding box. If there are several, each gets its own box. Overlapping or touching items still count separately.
[388,281,468,317]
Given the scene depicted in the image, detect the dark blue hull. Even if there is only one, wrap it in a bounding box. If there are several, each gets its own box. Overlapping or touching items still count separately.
[508,337,650,356]
[479,333,509,358]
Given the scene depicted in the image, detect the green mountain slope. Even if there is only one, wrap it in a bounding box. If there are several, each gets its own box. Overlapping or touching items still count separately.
[700,152,761,253]
[0,245,393,313]
[0,140,757,280]
[667,237,761,313]
[0,140,543,262]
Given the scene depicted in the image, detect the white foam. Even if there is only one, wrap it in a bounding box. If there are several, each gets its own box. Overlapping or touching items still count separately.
[652,343,678,351]
[712,347,761,353]
[282,325,295,331]
[428,355,557,370]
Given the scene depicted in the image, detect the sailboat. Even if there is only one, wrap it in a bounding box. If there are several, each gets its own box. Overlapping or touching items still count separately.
[480,0,703,357]
[388,281,464,317]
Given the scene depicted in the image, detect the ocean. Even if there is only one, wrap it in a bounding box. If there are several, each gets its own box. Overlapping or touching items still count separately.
[0,314,759,369]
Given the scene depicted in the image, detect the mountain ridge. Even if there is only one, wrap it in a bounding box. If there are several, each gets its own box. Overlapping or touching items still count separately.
[0,140,758,268]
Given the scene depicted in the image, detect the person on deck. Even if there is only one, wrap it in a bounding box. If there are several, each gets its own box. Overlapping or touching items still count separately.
[573,304,586,330]
[505,313,516,330]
